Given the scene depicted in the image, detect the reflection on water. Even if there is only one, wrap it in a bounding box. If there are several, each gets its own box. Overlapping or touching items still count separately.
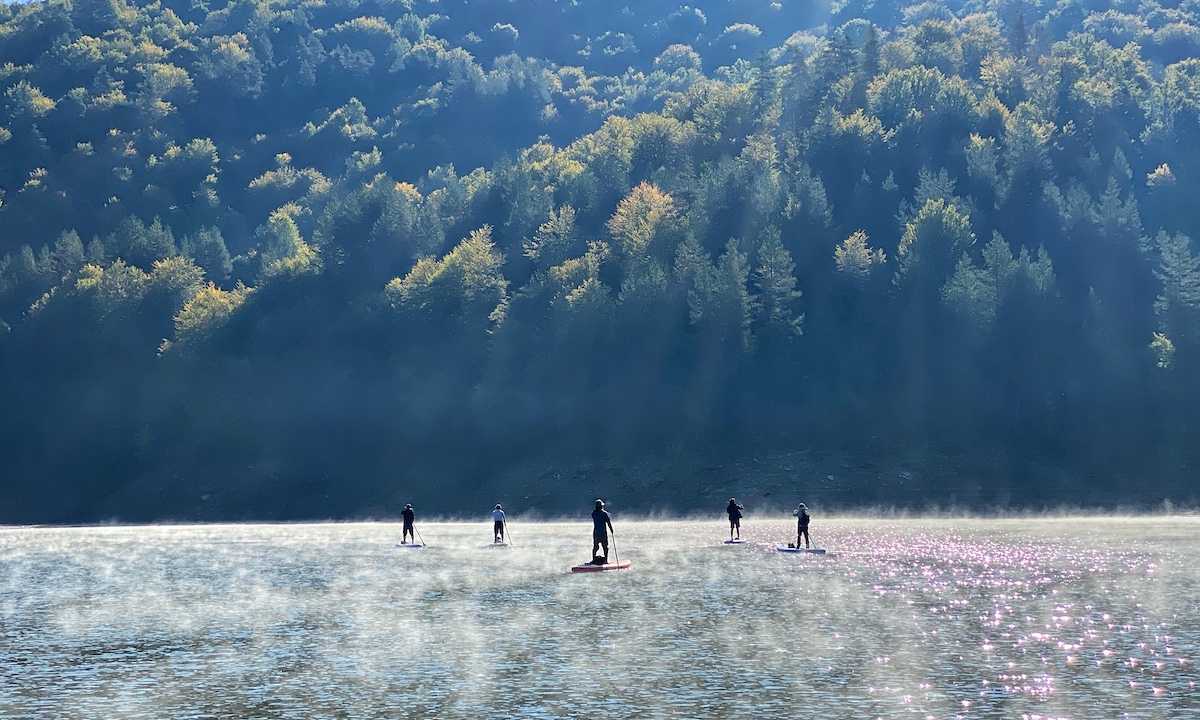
[1,518,1198,718]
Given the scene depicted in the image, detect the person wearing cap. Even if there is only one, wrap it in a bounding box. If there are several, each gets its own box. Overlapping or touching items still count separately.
[591,499,614,563]
[492,504,506,543]
[793,502,811,549]
[402,503,416,544]
[726,497,744,540]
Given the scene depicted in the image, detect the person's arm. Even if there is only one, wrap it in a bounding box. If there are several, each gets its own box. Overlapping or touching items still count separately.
[606,514,614,533]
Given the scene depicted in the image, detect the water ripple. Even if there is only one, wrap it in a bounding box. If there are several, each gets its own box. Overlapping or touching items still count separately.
[0,518,1197,718]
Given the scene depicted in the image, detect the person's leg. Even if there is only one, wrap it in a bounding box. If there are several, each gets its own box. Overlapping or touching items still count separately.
[735,519,741,539]
[802,528,810,548]
[600,538,609,560]
[730,519,735,540]
[593,536,601,558]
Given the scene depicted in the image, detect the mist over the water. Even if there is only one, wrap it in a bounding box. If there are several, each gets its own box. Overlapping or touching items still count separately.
[1,517,1197,718]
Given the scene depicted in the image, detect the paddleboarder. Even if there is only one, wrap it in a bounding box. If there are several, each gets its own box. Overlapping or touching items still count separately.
[402,503,416,544]
[793,502,811,549]
[726,497,744,540]
[492,504,506,543]
[591,499,614,563]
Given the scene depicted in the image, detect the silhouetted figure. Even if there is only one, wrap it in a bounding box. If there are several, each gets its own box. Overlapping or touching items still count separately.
[492,504,506,543]
[402,503,416,544]
[591,499,614,563]
[726,497,744,540]
[793,503,811,549]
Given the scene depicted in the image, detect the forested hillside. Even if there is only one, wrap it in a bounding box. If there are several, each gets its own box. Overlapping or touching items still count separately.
[1,0,1198,522]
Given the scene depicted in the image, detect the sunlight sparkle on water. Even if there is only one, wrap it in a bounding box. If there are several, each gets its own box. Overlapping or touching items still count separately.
[0,517,1198,718]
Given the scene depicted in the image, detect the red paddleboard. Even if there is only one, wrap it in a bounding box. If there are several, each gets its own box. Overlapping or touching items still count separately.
[571,559,632,572]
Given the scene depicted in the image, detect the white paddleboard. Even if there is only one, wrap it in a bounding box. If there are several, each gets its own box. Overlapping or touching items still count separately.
[571,559,632,572]
[395,543,425,548]
[777,546,826,554]
[723,539,747,545]
[483,542,511,548]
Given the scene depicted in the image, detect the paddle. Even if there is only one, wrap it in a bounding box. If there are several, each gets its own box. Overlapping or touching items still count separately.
[503,518,513,547]
[610,529,621,569]
[415,526,427,547]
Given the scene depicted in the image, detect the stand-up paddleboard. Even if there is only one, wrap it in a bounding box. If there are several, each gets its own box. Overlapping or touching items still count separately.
[395,542,425,548]
[483,541,511,549]
[571,559,632,572]
[777,546,826,554]
[724,539,747,545]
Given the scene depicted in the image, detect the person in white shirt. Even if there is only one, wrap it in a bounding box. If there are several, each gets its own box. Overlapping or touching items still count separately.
[492,504,506,543]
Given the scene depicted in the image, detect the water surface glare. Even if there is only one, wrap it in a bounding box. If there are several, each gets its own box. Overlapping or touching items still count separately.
[1,518,1198,719]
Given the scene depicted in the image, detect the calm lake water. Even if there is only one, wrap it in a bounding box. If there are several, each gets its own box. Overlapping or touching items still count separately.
[1,517,1197,719]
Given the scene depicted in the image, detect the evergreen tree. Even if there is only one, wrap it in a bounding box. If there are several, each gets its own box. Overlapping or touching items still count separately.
[689,238,753,350]
[814,31,858,92]
[1154,231,1200,348]
[941,233,1019,330]
[861,24,881,80]
[752,227,803,339]
[779,44,814,132]
[1010,8,1028,59]
[107,216,177,270]
[524,205,579,271]
[182,227,233,281]
[52,231,87,276]
[750,51,778,121]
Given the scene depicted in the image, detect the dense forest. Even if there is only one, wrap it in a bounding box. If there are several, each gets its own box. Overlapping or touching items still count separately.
[1,0,1198,522]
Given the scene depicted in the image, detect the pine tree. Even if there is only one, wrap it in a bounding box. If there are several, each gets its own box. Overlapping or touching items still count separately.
[716,239,753,350]
[52,230,86,275]
[182,227,233,280]
[780,45,813,132]
[524,205,579,271]
[753,228,803,338]
[1010,8,1028,59]
[1154,231,1200,347]
[815,31,858,91]
[751,51,777,119]
[861,24,881,80]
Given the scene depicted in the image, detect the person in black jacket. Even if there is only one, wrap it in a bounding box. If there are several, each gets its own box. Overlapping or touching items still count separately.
[726,497,744,540]
[591,499,614,563]
[402,504,416,544]
[793,503,811,549]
